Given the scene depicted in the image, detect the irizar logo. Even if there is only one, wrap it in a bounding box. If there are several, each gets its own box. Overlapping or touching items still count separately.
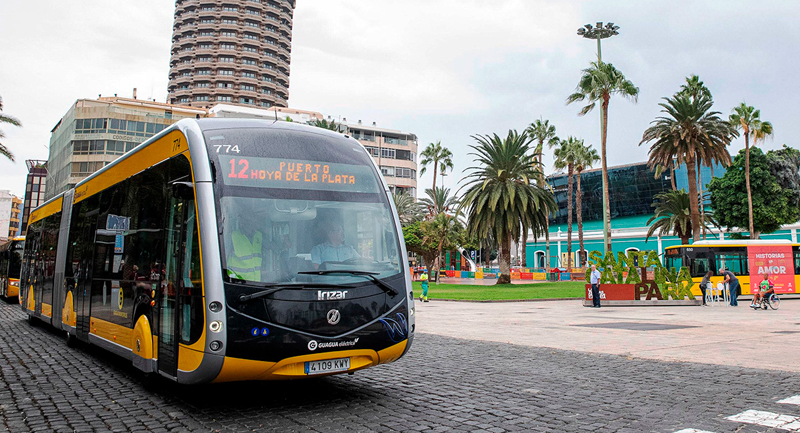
[318,290,348,301]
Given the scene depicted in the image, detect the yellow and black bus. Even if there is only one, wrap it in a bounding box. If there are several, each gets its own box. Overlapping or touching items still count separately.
[21,118,414,383]
[0,236,24,299]
[664,240,800,296]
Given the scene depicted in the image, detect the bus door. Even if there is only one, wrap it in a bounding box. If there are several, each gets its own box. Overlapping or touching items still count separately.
[157,182,195,377]
[75,215,97,342]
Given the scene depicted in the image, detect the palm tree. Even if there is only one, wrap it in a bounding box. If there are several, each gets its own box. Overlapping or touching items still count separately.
[525,118,559,271]
[730,103,774,239]
[421,212,463,284]
[553,137,583,271]
[419,141,454,209]
[392,191,422,226]
[419,187,459,218]
[641,93,736,241]
[567,62,639,252]
[679,75,712,100]
[574,142,599,267]
[0,96,21,162]
[307,118,341,132]
[460,130,555,284]
[645,189,719,245]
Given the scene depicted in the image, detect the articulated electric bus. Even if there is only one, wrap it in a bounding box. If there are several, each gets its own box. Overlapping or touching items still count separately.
[21,118,414,383]
[0,236,24,300]
[664,240,800,296]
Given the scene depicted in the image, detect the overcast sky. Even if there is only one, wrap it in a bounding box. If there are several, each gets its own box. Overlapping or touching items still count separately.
[1,0,798,198]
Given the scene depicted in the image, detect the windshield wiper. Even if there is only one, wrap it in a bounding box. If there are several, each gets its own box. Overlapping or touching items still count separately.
[238,282,339,302]
[298,270,398,296]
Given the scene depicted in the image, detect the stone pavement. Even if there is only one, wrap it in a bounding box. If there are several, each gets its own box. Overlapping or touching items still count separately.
[2,297,800,432]
[415,297,800,373]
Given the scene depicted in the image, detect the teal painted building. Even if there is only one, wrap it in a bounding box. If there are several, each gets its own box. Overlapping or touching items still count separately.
[525,160,800,269]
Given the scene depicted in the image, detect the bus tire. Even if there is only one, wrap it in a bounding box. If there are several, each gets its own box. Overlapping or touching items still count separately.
[65,331,77,348]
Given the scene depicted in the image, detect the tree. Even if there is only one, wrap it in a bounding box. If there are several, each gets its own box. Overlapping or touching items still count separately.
[729,103,774,239]
[645,189,719,245]
[419,187,459,218]
[0,96,20,162]
[553,137,582,271]
[678,74,712,101]
[419,141,453,209]
[640,93,736,241]
[307,118,341,132]
[392,191,422,226]
[574,142,599,267]
[525,118,559,270]
[708,147,793,237]
[766,145,800,223]
[420,212,464,283]
[567,62,639,252]
[460,130,554,284]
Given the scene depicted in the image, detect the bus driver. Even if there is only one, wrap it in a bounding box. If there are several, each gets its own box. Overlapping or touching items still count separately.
[311,222,359,269]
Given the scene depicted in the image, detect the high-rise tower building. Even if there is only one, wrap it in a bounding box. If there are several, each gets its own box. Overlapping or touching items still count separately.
[168,0,295,109]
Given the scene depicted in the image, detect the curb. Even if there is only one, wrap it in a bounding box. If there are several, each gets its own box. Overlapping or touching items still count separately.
[423,297,583,303]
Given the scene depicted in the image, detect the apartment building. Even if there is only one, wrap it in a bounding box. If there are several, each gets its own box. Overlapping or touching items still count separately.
[168,0,295,109]
[45,96,206,200]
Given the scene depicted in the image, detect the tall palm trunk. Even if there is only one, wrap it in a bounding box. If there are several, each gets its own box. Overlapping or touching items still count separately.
[576,169,584,267]
[498,233,512,284]
[601,95,612,253]
[686,153,701,242]
[521,223,527,267]
[431,162,439,209]
[566,164,574,272]
[670,162,676,191]
[545,222,550,272]
[698,159,705,240]
[744,132,755,239]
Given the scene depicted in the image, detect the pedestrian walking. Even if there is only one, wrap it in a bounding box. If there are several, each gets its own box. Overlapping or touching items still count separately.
[419,269,429,302]
[720,267,740,306]
[590,264,602,308]
[700,270,713,306]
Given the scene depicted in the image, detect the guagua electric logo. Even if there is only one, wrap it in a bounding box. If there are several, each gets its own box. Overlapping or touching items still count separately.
[307,338,359,351]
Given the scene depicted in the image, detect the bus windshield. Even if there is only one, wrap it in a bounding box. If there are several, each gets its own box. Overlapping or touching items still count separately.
[205,126,402,286]
[218,196,402,285]
[9,244,23,279]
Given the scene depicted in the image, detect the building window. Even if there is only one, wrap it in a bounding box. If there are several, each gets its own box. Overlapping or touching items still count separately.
[219,57,235,63]
[217,96,233,102]
[241,84,255,91]
[242,71,256,78]
[195,95,209,101]
[217,82,233,88]
[220,31,237,37]
[218,69,234,75]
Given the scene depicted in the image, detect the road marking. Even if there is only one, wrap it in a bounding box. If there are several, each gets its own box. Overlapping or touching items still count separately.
[673,429,716,433]
[726,410,800,430]
[779,396,800,406]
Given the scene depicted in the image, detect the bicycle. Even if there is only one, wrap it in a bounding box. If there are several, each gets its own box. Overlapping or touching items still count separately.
[751,292,780,310]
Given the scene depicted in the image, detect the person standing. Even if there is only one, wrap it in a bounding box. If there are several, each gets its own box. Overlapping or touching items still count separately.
[419,270,429,302]
[700,270,713,306]
[720,267,740,306]
[590,264,602,308]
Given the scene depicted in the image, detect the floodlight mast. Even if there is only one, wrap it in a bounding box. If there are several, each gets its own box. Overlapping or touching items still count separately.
[576,21,620,254]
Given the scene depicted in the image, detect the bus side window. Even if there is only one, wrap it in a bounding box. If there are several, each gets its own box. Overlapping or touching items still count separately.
[795,252,800,274]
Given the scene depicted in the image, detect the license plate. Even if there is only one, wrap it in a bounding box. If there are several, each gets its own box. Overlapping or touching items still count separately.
[305,357,350,375]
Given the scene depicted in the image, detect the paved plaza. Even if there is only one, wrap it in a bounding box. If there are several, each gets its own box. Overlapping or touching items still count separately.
[2,297,800,432]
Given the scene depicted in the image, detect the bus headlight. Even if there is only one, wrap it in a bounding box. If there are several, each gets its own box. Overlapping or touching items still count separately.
[9,281,18,287]
[209,321,223,333]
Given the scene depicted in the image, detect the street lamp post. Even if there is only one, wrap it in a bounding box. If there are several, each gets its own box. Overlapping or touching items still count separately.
[576,21,619,254]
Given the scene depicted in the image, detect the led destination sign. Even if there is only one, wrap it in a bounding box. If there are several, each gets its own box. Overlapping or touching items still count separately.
[220,156,381,193]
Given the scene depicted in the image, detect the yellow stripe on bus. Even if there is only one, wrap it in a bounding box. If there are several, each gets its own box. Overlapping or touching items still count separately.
[74,130,188,204]
[29,197,63,225]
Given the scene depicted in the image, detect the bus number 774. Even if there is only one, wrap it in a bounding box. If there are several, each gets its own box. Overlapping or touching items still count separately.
[213,144,240,154]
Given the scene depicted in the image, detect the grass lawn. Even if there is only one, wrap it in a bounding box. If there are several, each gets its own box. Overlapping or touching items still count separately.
[411,281,586,301]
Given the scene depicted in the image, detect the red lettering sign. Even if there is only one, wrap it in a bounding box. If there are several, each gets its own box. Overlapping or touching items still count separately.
[747,245,796,294]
